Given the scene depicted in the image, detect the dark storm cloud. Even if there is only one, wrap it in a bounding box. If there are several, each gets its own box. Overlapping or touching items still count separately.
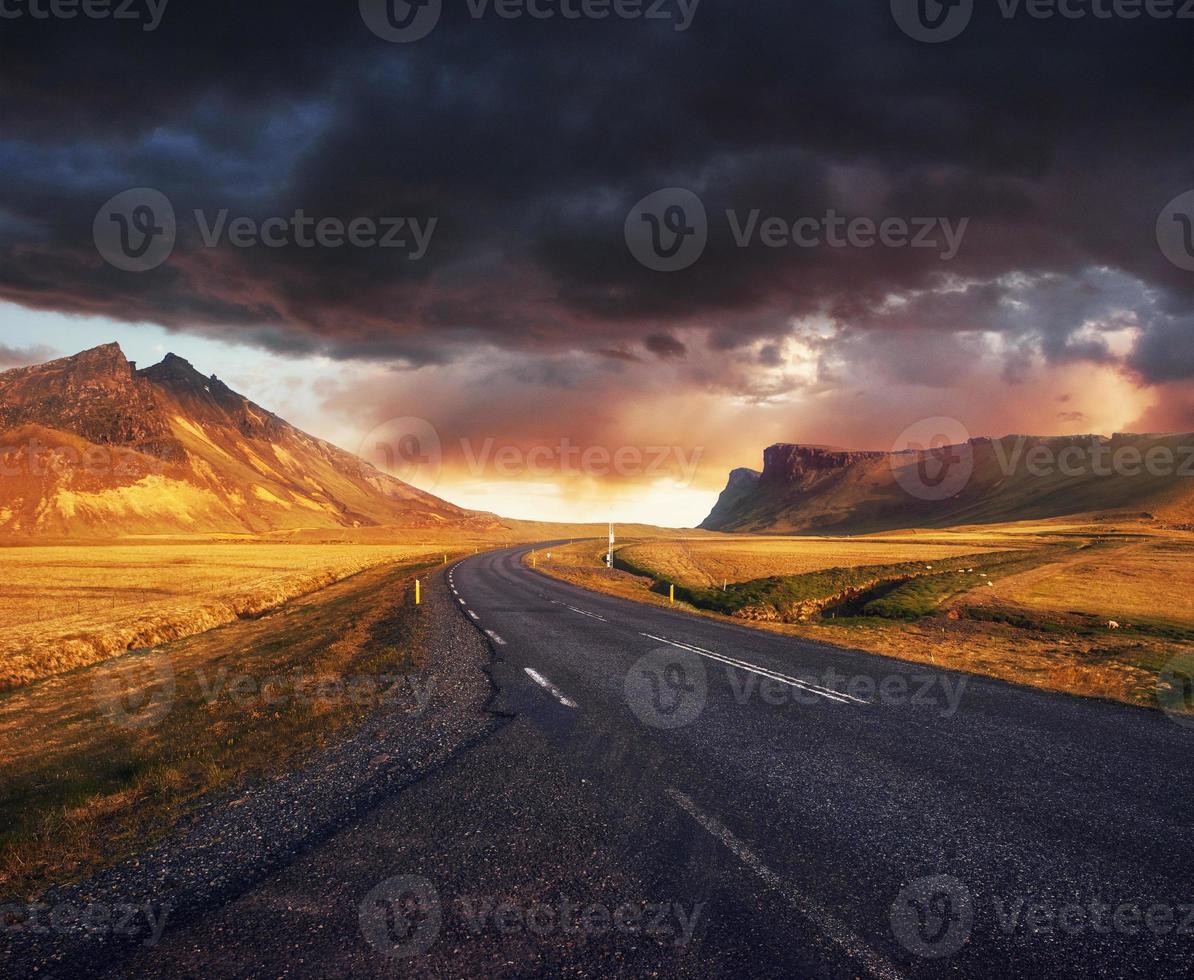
[1,0,1193,383]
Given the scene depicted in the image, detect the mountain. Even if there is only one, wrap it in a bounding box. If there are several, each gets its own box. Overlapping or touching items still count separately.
[0,343,493,537]
[701,437,1194,533]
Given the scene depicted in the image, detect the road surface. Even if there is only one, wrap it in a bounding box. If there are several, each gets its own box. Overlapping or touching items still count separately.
[10,544,1194,978]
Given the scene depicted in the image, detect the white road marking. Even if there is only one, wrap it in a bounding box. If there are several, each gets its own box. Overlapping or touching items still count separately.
[485,629,507,646]
[468,610,480,620]
[548,598,607,622]
[640,633,865,705]
[667,789,905,980]
[523,667,578,709]
[458,597,466,605]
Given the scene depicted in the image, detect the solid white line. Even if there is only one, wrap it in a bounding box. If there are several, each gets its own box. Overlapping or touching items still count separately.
[523,667,578,709]
[640,633,864,705]
[667,789,905,980]
[485,629,507,646]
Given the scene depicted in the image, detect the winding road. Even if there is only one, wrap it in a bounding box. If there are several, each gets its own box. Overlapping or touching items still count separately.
[14,543,1194,979]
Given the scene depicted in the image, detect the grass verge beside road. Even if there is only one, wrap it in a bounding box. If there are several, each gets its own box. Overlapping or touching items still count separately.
[528,530,1194,715]
[0,555,449,902]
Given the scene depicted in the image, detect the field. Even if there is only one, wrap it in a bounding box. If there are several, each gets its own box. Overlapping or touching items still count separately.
[615,535,1005,588]
[974,537,1194,630]
[0,542,463,690]
[529,523,1194,711]
[0,556,435,901]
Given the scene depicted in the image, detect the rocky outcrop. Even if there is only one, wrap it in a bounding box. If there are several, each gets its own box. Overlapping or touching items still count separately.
[701,434,1194,533]
[0,342,171,447]
[0,343,485,537]
[699,467,760,530]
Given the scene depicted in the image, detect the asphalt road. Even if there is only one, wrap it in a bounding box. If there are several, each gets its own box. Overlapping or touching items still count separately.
[429,545,1194,978]
[10,544,1194,978]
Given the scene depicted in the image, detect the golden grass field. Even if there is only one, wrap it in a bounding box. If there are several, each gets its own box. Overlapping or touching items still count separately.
[0,556,435,901]
[529,522,1194,713]
[977,537,1194,629]
[615,535,1005,588]
[0,542,461,690]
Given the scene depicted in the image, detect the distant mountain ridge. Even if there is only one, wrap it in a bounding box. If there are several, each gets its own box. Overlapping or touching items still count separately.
[701,436,1194,533]
[0,343,494,537]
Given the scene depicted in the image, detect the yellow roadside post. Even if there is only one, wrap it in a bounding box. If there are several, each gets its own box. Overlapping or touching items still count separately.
[669,584,675,605]
[532,551,537,567]
[415,579,422,605]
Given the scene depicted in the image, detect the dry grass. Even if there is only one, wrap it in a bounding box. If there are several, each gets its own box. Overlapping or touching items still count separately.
[618,535,1003,589]
[979,536,1194,629]
[0,543,460,690]
[0,556,435,902]
[529,528,1194,714]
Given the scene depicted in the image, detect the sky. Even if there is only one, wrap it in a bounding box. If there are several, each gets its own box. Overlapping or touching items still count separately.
[1,1,1193,526]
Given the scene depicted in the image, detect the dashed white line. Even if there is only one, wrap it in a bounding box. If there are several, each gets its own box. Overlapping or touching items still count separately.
[485,629,507,646]
[458,597,466,605]
[667,789,904,980]
[523,667,578,709]
[468,610,480,621]
[640,633,866,705]
[548,598,607,622]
